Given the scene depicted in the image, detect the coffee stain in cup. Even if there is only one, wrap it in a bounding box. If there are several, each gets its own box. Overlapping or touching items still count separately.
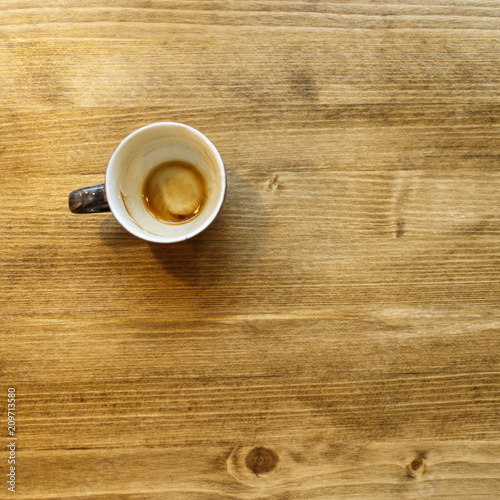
[120,190,142,229]
[142,160,207,224]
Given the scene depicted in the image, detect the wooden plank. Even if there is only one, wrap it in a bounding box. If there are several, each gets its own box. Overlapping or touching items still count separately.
[15,442,500,499]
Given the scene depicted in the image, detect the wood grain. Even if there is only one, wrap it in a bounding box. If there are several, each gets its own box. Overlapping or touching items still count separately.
[1,1,499,498]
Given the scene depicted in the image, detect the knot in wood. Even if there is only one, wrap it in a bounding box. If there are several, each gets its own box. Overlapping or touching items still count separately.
[245,447,279,476]
[410,458,422,471]
[268,175,280,189]
[407,454,426,478]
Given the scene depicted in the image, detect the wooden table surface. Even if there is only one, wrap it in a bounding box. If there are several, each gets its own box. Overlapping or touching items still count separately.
[1,1,500,498]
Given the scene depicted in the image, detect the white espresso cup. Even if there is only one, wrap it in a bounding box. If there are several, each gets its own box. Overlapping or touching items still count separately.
[69,123,226,243]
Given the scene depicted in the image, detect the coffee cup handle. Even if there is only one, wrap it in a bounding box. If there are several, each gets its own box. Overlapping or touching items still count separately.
[68,184,110,213]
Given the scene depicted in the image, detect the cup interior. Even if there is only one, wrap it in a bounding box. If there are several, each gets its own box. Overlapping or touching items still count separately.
[106,123,225,243]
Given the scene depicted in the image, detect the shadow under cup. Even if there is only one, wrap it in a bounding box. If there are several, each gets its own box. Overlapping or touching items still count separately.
[106,123,226,243]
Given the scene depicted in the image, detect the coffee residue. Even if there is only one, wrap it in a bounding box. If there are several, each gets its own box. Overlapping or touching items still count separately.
[142,160,207,224]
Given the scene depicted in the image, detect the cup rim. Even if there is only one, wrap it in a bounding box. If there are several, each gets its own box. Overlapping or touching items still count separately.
[105,122,226,243]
